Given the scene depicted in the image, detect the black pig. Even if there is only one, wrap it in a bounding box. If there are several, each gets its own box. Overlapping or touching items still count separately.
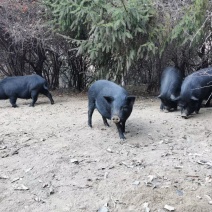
[177,67,212,118]
[158,67,183,111]
[88,80,135,139]
[0,74,54,107]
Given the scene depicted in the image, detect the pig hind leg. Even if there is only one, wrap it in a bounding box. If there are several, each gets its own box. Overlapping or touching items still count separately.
[195,101,202,114]
[88,99,95,128]
[9,96,18,107]
[40,88,54,104]
[30,90,39,107]
[160,102,164,110]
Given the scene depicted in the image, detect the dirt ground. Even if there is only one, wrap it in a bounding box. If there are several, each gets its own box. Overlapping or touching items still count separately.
[0,92,212,212]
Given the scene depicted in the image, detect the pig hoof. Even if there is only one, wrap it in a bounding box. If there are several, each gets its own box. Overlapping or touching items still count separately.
[120,138,126,144]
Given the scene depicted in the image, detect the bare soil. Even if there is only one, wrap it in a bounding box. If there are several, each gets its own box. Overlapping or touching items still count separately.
[0,93,212,212]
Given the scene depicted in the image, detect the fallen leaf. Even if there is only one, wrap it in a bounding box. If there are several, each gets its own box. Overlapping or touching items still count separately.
[11,177,20,183]
[106,148,113,153]
[25,167,33,173]
[104,172,109,179]
[205,195,212,205]
[0,175,9,179]
[164,204,175,211]
[49,186,54,195]
[98,203,109,212]
[143,202,150,212]
[0,146,7,150]
[70,159,79,164]
[34,196,45,203]
[14,184,29,191]
[132,180,140,186]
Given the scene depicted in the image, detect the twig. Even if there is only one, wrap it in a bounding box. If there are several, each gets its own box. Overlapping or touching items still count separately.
[186,175,200,178]
[205,92,212,105]
[120,0,128,13]
[190,15,211,47]
[192,84,212,90]
[56,33,86,42]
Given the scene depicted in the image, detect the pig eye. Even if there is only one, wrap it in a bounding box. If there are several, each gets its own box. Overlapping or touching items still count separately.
[122,106,129,111]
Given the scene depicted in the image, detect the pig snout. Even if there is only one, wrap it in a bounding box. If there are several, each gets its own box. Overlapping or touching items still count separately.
[112,115,120,123]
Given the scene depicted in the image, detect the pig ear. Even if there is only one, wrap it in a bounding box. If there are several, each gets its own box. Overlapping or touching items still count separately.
[104,96,114,103]
[191,96,198,101]
[170,94,181,101]
[126,96,136,106]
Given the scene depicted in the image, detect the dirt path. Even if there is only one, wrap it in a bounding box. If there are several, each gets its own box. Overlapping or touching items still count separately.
[0,94,212,212]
